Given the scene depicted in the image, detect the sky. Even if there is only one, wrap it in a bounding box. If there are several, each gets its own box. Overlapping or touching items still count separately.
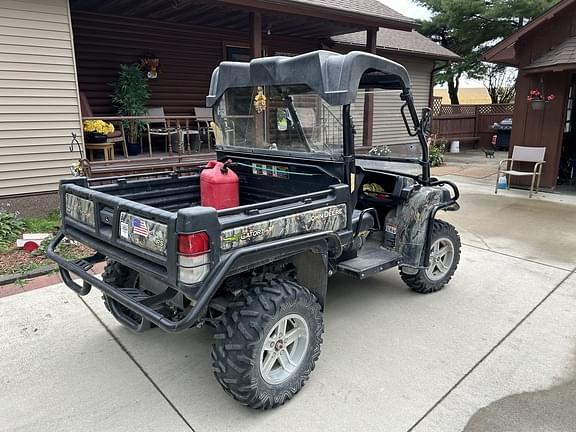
[378,0,431,20]
[378,0,485,88]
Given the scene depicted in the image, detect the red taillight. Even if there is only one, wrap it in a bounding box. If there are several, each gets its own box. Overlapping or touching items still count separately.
[177,232,210,256]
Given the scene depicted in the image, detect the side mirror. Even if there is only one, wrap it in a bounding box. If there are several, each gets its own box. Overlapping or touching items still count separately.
[421,107,432,136]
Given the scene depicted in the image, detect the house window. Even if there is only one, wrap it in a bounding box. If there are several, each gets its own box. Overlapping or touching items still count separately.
[225,46,251,62]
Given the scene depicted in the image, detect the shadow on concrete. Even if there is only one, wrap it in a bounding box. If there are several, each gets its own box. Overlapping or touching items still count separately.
[463,350,576,431]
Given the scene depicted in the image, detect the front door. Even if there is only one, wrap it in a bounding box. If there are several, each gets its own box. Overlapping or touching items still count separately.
[559,74,576,188]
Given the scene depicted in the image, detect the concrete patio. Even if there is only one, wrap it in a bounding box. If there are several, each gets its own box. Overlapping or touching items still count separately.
[1,174,575,432]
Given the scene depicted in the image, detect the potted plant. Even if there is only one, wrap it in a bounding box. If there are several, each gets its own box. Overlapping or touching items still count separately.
[111,64,150,155]
[83,119,114,143]
[527,89,555,110]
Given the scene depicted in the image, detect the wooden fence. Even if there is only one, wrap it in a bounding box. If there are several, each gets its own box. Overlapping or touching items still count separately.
[431,97,514,150]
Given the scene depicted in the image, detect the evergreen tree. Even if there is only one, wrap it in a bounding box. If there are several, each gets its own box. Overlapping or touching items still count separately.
[416,0,559,104]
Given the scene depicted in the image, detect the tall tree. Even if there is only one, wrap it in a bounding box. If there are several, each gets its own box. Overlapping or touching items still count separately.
[416,0,559,104]
[483,64,517,104]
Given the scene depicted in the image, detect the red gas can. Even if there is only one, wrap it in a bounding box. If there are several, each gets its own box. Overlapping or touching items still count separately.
[200,160,239,210]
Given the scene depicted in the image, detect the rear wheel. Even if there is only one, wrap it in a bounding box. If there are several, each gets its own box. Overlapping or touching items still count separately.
[212,278,323,409]
[102,260,152,332]
[400,220,461,294]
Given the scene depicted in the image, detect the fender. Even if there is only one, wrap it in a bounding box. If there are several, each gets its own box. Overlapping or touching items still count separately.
[383,186,447,268]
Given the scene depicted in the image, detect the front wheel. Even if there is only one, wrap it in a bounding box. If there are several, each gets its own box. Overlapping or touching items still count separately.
[212,278,324,409]
[400,220,461,294]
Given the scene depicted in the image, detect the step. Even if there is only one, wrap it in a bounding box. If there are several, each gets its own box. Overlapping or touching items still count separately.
[337,244,401,279]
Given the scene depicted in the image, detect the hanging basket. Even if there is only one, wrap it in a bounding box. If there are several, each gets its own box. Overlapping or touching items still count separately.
[530,99,546,111]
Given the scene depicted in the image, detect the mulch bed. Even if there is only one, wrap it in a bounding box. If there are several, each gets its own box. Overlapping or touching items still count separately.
[0,243,94,279]
[0,242,101,299]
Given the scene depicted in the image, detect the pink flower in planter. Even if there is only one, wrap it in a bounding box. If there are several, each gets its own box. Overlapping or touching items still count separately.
[527,88,555,103]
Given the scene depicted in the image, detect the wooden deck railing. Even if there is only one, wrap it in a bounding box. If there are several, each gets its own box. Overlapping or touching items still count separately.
[80,114,216,177]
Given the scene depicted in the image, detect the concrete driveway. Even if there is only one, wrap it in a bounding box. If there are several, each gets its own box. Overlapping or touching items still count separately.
[1,178,575,432]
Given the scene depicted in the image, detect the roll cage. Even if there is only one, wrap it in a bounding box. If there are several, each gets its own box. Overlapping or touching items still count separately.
[206,50,431,185]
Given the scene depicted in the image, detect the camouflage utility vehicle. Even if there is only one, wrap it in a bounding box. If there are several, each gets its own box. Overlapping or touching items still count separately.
[48,50,461,409]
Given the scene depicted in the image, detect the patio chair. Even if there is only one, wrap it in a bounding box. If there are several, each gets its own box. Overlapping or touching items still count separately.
[145,107,179,156]
[495,145,546,198]
[79,92,128,159]
[194,107,214,151]
[177,119,200,153]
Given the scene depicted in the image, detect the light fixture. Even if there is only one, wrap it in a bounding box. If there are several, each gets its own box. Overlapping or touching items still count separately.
[266,24,272,36]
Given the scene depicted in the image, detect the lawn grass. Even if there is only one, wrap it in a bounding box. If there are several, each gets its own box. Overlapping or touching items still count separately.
[22,211,61,233]
[0,210,69,276]
[0,210,61,254]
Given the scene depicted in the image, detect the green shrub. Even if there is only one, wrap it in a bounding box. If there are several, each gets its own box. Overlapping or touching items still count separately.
[0,208,25,252]
[428,137,447,167]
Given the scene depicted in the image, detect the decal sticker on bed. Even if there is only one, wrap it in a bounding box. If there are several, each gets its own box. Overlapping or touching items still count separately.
[251,163,290,178]
[220,204,347,251]
[119,212,168,256]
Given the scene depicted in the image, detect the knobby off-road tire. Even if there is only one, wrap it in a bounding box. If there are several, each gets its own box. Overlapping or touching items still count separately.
[102,260,152,331]
[212,279,324,409]
[400,220,461,294]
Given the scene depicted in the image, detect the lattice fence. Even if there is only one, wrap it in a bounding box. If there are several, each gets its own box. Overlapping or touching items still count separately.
[432,102,515,150]
[477,104,515,114]
[432,96,443,116]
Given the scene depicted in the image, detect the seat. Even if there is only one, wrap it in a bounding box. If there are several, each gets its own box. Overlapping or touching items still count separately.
[495,146,546,198]
[145,107,179,156]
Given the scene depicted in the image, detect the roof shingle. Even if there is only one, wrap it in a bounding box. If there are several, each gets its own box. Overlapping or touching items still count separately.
[289,0,413,23]
[333,28,460,60]
[525,35,576,71]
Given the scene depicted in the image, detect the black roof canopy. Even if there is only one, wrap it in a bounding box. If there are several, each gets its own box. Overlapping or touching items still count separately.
[206,50,412,107]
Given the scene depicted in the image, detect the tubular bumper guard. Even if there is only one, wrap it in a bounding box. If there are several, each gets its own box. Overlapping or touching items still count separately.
[47,230,340,333]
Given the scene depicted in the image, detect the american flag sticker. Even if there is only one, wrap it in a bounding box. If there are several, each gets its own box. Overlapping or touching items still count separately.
[132,217,149,238]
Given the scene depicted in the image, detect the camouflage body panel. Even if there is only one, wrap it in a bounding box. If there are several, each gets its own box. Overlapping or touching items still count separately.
[65,193,95,226]
[119,212,168,256]
[383,187,444,267]
[221,204,347,252]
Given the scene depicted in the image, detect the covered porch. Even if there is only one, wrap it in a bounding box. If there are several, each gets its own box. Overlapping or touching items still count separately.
[69,0,413,175]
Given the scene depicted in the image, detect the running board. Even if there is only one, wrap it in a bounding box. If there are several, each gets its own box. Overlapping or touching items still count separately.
[337,246,400,279]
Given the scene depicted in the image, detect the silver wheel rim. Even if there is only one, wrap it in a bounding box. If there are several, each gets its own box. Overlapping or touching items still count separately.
[426,237,455,281]
[259,313,309,385]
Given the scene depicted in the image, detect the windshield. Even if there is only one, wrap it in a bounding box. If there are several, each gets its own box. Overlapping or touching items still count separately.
[213,85,343,159]
[353,89,424,161]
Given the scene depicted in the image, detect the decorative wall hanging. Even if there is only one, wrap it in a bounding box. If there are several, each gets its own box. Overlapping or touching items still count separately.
[139,55,160,79]
[254,87,267,113]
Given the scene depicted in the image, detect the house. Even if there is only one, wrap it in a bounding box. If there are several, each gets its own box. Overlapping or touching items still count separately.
[484,0,576,190]
[0,0,458,208]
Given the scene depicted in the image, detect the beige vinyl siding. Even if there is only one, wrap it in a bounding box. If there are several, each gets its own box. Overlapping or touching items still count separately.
[351,55,432,147]
[0,0,82,197]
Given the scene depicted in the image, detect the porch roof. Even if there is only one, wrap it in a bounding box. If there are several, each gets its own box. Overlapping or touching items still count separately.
[524,35,576,73]
[332,28,460,60]
[70,0,415,39]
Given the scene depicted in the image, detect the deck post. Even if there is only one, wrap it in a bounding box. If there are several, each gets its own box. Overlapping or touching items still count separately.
[249,11,262,59]
[363,28,378,148]
[250,12,265,147]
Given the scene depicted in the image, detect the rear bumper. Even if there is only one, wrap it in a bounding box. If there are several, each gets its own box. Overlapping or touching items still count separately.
[48,230,340,333]
[47,231,186,332]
